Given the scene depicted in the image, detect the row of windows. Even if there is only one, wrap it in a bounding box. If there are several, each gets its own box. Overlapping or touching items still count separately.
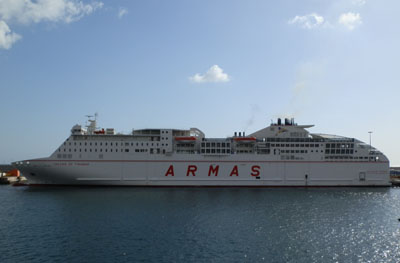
[325,156,374,160]
[267,138,326,142]
[57,148,166,157]
[176,143,195,148]
[326,143,354,149]
[281,150,309,154]
[201,142,231,148]
[60,148,162,153]
[236,143,254,148]
[325,149,354,154]
[201,149,231,154]
[281,155,304,160]
[271,143,320,148]
[66,141,162,147]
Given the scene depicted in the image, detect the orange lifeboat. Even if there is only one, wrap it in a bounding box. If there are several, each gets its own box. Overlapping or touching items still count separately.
[174,136,196,141]
[94,129,105,135]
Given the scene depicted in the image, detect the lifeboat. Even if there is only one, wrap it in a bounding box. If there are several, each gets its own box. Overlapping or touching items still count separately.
[234,136,256,142]
[174,136,197,142]
[94,129,105,135]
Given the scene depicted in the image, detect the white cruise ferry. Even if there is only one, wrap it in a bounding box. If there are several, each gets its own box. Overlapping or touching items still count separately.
[14,116,390,186]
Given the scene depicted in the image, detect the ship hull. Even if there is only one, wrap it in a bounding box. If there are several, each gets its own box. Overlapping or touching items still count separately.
[16,156,390,186]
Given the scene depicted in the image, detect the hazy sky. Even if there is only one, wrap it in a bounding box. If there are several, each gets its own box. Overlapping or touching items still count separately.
[1,0,399,165]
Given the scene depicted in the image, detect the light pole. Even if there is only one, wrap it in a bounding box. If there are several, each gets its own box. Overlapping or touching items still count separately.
[368,131,373,151]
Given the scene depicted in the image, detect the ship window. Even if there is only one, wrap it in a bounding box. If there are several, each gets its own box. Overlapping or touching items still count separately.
[300,144,304,147]
[116,143,118,146]
[111,143,113,146]
[116,149,118,152]
[296,144,299,147]
[100,149,102,152]
[110,149,112,152]
[79,149,81,152]
[326,144,330,148]
[315,144,319,147]
[69,143,71,146]
[64,142,66,145]
[74,149,76,152]
[201,149,205,153]
[125,149,129,152]
[326,149,330,154]
[69,149,71,152]
[85,149,87,152]
[85,142,87,146]
[125,143,129,146]
[95,149,97,152]
[95,143,97,146]
[222,149,226,153]
[90,149,92,152]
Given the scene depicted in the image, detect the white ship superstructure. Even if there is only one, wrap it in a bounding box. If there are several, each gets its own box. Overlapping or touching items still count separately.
[14,117,390,186]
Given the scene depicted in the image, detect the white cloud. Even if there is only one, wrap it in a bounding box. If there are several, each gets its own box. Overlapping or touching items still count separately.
[0,0,103,49]
[118,7,128,19]
[190,65,230,83]
[0,20,21,49]
[338,12,362,30]
[288,13,325,29]
[0,0,103,24]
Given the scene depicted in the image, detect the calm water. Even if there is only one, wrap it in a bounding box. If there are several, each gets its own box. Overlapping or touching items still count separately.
[1,186,400,263]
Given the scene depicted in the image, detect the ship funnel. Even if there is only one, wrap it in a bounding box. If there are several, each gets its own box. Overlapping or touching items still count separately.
[277,118,281,125]
[284,118,290,125]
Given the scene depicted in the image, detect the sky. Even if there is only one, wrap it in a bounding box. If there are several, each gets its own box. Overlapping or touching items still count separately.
[0,0,400,165]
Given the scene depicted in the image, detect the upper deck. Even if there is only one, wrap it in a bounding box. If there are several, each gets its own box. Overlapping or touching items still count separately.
[48,117,388,164]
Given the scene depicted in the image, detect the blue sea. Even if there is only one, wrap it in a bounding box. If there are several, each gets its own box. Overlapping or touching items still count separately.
[1,186,400,263]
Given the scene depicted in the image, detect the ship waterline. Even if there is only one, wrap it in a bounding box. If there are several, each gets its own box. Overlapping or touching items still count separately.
[14,117,390,186]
